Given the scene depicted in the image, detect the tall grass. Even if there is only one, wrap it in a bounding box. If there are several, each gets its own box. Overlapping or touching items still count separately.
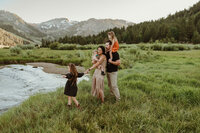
[137,43,200,51]
[1,45,156,69]
[119,46,156,69]
[49,43,98,50]
[0,50,200,132]
[0,48,89,66]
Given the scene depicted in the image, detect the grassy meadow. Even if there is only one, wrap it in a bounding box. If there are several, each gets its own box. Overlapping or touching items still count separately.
[0,43,156,69]
[0,43,200,132]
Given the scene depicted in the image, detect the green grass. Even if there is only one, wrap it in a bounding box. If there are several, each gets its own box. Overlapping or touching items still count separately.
[0,45,200,132]
[137,43,200,51]
[0,48,91,67]
[0,45,155,69]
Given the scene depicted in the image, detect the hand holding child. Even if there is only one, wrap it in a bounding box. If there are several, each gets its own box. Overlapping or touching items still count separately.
[108,59,112,63]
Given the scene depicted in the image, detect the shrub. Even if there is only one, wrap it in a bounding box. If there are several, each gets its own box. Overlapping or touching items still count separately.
[17,44,35,50]
[137,43,195,51]
[76,45,95,50]
[137,43,149,50]
[162,44,174,51]
[194,44,200,50]
[50,42,60,50]
[58,44,77,50]
[10,46,22,55]
[150,43,163,50]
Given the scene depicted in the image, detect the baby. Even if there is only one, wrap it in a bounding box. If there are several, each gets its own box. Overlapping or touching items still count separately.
[92,50,105,75]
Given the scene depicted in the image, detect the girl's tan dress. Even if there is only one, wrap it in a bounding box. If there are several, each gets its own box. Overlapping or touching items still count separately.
[91,57,107,97]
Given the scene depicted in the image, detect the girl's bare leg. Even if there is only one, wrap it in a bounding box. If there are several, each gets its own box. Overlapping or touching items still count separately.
[68,96,72,105]
[72,97,79,106]
[109,50,113,61]
[110,41,114,60]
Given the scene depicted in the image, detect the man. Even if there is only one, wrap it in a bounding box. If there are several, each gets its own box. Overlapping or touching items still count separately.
[105,40,121,101]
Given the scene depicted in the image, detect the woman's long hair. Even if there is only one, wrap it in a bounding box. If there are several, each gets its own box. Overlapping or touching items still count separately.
[69,63,78,85]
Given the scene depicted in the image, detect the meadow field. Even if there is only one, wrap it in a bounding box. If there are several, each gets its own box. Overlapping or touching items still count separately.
[0,43,200,132]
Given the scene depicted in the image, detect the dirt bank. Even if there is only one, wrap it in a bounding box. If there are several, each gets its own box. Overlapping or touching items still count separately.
[26,62,85,74]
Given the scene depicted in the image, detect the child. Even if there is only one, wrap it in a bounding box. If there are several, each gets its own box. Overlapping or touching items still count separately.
[63,63,86,109]
[91,50,105,75]
[107,31,119,62]
[92,50,99,64]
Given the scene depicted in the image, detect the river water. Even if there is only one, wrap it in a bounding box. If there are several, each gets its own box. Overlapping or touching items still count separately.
[0,64,88,115]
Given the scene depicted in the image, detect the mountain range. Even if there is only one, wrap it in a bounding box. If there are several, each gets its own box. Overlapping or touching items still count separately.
[0,10,134,45]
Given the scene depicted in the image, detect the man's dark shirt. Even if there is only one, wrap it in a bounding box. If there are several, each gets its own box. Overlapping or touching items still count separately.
[106,51,120,72]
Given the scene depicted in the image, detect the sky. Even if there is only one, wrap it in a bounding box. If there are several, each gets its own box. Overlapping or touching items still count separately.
[0,0,199,23]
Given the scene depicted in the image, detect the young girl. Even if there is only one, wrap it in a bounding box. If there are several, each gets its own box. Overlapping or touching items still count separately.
[63,63,86,109]
[107,31,119,62]
[92,50,105,75]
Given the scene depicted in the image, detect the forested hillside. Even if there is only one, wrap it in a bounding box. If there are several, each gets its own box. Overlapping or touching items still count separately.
[45,1,200,46]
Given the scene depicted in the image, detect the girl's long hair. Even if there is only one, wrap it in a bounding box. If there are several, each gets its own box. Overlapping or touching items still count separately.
[108,31,118,42]
[69,63,78,85]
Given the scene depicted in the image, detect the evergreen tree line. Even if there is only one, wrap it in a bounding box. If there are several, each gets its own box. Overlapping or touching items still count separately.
[42,2,200,47]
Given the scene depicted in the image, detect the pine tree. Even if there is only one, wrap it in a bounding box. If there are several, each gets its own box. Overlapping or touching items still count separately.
[192,31,200,44]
